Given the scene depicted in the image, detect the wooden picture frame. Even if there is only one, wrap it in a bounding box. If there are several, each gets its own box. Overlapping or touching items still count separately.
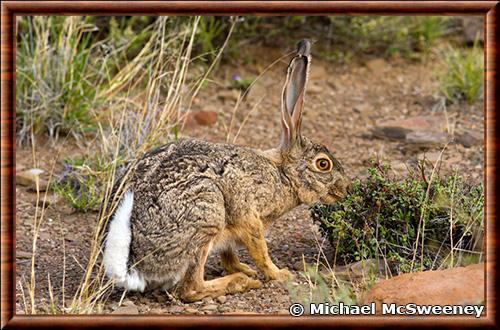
[1,1,498,328]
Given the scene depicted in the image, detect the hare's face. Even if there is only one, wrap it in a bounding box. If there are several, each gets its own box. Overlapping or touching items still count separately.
[283,137,349,205]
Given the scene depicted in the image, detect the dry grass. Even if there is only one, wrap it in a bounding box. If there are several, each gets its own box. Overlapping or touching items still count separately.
[18,16,235,314]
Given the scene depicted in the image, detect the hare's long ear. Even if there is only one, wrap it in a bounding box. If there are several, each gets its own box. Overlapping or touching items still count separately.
[280,39,311,152]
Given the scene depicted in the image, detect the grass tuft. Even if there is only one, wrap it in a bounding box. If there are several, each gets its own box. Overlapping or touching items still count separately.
[16,17,101,144]
[440,42,484,104]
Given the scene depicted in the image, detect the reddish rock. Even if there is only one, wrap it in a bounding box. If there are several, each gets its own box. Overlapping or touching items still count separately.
[361,263,484,309]
[378,116,437,132]
[193,110,218,126]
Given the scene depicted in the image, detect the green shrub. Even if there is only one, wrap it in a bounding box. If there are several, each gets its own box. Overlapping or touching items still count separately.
[323,16,451,60]
[197,17,227,56]
[311,161,484,274]
[288,265,357,310]
[53,155,119,212]
[440,43,484,104]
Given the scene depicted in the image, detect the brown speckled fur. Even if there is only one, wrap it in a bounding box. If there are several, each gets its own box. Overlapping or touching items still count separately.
[108,40,349,301]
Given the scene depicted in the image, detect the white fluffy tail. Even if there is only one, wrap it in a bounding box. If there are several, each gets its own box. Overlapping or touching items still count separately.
[103,191,146,292]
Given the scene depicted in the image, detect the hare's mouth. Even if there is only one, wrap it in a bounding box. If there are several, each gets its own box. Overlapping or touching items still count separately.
[321,185,348,204]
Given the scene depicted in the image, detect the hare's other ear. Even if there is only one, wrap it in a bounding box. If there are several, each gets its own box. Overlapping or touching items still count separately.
[280,39,311,152]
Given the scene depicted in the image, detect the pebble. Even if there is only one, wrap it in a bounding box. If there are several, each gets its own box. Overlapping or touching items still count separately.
[455,129,483,148]
[216,295,227,304]
[201,304,218,312]
[184,307,198,314]
[218,89,240,103]
[202,297,214,304]
[169,305,184,314]
[32,194,61,207]
[292,260,305,271]
[16,168,49,191]
[112,300,139,314]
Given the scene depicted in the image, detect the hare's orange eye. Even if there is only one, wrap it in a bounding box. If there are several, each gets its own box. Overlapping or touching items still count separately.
[315,158,332,172]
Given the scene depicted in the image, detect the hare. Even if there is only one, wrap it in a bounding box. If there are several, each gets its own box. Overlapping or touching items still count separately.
[103,39,349,302]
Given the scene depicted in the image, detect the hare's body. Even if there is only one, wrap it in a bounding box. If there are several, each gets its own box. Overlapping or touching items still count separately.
[103,40,349,301]
[123,139,296,289]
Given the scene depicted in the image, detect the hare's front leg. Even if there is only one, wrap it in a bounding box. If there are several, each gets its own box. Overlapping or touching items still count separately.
[221,247,257,277]
[237,217,293,282]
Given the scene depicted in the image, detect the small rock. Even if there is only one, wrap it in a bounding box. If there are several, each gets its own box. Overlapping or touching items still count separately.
[152,290,168,304]
[353,103,373,116]
[122,300,136,307]
[405,131,449,148]
[460,17,484,44]
[201,304,218,312]
[169,305,184,314]
[455,129,483,148]
[111,305,139,314]
[202,297,214,304]
[216,295,227,304]
[219,306,232,313]
[193,110,218,126]
[371,126,411,141]
[64,232,77,242]
[112,300,139,314]
[150,308,166,314]
[376,116,438,132]
[16,169,49,191]
[292,260,305,271]
[184,307,198,314]
[218,89,240,103]
[16,251,32,259]
[32,194,61,207]
[361,263,484,310]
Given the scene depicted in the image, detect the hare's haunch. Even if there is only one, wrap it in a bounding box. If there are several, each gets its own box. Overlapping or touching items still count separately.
[103,40,349,302]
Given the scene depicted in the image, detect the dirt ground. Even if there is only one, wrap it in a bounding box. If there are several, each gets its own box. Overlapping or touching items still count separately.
[15,46,484,314]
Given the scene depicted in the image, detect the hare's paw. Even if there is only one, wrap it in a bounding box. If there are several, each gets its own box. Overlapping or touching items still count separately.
[226,272,262,293]
[181,273,262,302]
[267,268,294,282]
[226,262,258,277]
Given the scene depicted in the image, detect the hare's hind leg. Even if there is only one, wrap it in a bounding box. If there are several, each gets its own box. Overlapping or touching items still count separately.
[179,243,262,302]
